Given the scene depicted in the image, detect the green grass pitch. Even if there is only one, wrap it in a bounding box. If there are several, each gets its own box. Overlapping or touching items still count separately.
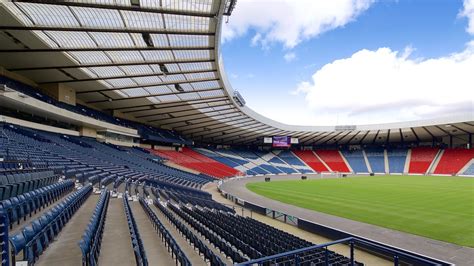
[246,175,474,247]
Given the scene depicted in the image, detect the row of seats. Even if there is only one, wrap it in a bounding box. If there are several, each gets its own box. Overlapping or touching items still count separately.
[138,197,191,266]
[0,209,9,265]
[1,180,74,228]
[0,170,59,201]
[9,185,92,265]
[153,200,226,265]
[79,189,110,266]
[189,208,363,266]
[123,194,148,266]
[168,203,247,263]
[180,206,264,260]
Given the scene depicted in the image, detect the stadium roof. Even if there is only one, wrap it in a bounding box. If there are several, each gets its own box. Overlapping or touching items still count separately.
[0,0,473,145]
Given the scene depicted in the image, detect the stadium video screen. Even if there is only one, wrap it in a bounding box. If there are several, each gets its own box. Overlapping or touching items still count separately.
[272,136,291,147]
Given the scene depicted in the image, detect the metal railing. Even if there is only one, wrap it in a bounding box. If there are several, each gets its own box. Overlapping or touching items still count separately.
[236,236,450,266]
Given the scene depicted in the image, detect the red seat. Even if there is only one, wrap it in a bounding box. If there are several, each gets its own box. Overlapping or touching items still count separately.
[293,150,329,172]
[408,147,438,174]
[434,148,474,175]
[147,148,241,178]
[315,150,350,173]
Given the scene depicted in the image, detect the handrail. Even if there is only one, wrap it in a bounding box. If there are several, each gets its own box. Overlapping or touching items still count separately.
[236,236,450,266]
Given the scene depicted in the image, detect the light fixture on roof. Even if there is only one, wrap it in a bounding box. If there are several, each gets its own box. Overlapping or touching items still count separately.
[233,91,246,107]
[142,33,154,47]
[159,64,169,75]
[174,84,184,92]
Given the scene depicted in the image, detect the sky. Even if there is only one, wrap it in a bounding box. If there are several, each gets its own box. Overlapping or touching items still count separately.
[220,0,474,126]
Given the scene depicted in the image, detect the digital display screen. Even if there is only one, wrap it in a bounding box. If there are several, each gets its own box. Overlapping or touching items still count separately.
[272,136,291,147]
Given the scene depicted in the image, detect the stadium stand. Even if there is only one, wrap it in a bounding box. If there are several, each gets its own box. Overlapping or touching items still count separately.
[433,148,474,175]
[341,150,369,173]
[314,150,351,173]
[365,148,386,173]
[387,148,408,173]
[0,1,472,265]
[275,150,314,173]
[293,150,329,172]
[408,147,439,174]
[147,148,238,178]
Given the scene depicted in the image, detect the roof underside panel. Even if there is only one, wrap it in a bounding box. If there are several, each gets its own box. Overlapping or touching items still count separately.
[0,1,472,145]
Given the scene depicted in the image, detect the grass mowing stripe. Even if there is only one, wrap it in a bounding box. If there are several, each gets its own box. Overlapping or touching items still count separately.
[246,175,474,247]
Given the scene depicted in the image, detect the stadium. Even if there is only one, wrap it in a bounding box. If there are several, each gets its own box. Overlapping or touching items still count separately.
[0,0,473,265]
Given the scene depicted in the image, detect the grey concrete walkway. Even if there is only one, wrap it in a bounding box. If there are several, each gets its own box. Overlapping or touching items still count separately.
[150,203,207,266]
[36,194,99,266]
[219,175,474,266]
[130,201,175,266]
[98,198,136,266]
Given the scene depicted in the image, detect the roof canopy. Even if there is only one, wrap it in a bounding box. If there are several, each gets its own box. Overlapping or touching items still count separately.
[0,0,473,145]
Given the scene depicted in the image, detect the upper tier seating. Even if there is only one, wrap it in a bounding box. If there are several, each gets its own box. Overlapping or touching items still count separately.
[0,76,191,145]
[434,148,474,175]
[341,150,368,173]
[292,151,329,172]
[387,148,408,173]
[408,147,439,174]
[365,148,385,173]
[314,150,350,173]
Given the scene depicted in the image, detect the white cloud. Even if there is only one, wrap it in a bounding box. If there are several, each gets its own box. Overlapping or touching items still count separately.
[284,52,297,62]
[460,0,474,35]
[222,0,375,48]
[291,42,474,125]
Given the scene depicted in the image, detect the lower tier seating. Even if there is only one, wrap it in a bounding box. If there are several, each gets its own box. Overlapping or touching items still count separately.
[315,150,351,173]
[123,194,148,266]
[1,179,74,229]
[408,147,438,174]
[154,200,226,265]
[387,149,407,173]
[0,169,60,201]
[293,150,329,172]
[434,148,474,175]
[365,148,385,173]
[168,203,246,263]
[79,189,110,266]
[341,150,368,173]
[138,197,191,266]
[9,185,92,265]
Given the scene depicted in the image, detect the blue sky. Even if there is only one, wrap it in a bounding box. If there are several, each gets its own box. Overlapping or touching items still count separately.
[221,0,474,126]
